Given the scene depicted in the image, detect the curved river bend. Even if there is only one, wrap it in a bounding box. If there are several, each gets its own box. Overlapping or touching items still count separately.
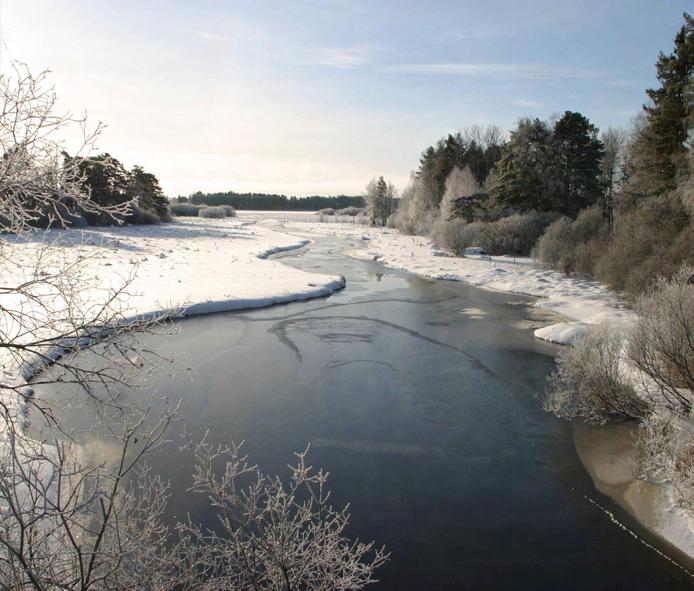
[31,234,693,590]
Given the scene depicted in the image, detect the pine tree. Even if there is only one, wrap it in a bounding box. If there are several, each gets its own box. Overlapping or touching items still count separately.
[491,118,558,213]
[552,111,604,216]
[128,165,170,220]
[627,13,693,197]
[365,176,396,226]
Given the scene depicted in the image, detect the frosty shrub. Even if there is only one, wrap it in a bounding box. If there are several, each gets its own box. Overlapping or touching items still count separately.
[317,207,335,216]
[481,212,557,256]
[633,411,678,482]
[199,206,227,219]
[336,206,362,217]
[627,265,694,414]
[430,218,469,255]
[673,437,694,511]
[221,205,236,217]
[544,324,646,424]
[432,212,556,256]
[593,192,693,295]
[177,440,389,590]
[535,207,610,275]
[534,216,573,273]
[633,411,694,511]
[127,205,162,225]
[170,203,200,216]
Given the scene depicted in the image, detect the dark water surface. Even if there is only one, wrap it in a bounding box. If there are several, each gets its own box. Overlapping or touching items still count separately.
[32,234,693,590]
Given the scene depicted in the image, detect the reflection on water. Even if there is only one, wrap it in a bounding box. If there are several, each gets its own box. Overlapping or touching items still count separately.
[30,235,693,590]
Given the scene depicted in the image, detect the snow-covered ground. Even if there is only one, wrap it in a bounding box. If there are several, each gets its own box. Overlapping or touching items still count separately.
[263,217,636,342]
[0,216,344,399]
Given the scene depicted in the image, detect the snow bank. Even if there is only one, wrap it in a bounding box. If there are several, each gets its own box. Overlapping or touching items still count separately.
[273,220,635,342]
[0,217,345,401]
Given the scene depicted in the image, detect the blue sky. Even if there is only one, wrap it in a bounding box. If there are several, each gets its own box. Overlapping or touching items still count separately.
[2,1,689,196]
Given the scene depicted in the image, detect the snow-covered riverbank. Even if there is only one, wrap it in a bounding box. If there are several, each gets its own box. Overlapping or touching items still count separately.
[0,217,344,413]
[261,217,635,342]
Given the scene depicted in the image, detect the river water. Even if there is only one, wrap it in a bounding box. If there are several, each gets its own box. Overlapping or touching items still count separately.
[30,233,692,589]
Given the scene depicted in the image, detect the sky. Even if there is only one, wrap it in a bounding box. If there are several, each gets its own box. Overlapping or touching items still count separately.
[1,1,689,197]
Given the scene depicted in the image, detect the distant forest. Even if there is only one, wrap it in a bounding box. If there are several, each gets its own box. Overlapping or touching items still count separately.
[183,191,365,211]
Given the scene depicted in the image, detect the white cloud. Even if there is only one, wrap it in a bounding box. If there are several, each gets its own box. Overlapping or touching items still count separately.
[298,45,372,69]
[511,98,543,109]
[384,62,607,80]
[193,30,231,44]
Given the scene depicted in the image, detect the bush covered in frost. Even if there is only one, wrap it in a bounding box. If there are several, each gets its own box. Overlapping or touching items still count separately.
[198,206,227,219]
[431,212,557,256]
[627,265,694,414]
[535,206,610,275]
[544,324,646,424]
[170,203,200,217]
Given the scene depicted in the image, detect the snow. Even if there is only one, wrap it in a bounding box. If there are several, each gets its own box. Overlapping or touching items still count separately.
[268,219,635,343]
[0,217,344,403]
[534,322,591,345]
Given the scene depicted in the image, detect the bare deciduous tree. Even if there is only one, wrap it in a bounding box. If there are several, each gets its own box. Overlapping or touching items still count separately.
[439,165,481,221]
[599,126,628,226]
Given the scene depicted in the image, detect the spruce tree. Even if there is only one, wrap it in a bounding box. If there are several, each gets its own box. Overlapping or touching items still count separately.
[627,13,693,197]
[552,111,604,216]
[491,118,558,213]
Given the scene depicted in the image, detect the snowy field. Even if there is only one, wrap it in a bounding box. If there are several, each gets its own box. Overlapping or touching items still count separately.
[0,216,344,397]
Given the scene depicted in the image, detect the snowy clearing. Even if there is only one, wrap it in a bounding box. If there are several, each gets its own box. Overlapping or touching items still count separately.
[0,217,344,401]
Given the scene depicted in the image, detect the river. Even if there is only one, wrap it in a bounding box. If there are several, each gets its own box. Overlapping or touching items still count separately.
[30,233,693,589]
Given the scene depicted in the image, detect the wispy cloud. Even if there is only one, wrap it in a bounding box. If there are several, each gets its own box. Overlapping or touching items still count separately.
[451,27,503,41]
[192,30,231,43]
[384,62,606,80]
[299,45,372,69]
[511,98,543,109]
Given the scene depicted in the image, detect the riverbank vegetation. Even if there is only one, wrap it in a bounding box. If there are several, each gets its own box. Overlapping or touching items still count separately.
[0,68,172,230]
[371,15,692,300]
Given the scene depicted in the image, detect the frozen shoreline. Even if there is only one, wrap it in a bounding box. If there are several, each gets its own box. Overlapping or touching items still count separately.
[574,423,694,565]
[266,218,636,344]
[0,217,345,423]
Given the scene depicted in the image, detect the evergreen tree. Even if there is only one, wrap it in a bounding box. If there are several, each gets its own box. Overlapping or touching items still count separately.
[491,118,558,213]
[552,111,604,216]
[365,176,395,226]
[128,165,170,220]
[626,13,693,197]
[75,153,131,225]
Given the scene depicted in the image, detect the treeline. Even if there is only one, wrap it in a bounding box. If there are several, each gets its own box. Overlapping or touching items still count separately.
[387,12,692,298]
[183,191,364,211]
